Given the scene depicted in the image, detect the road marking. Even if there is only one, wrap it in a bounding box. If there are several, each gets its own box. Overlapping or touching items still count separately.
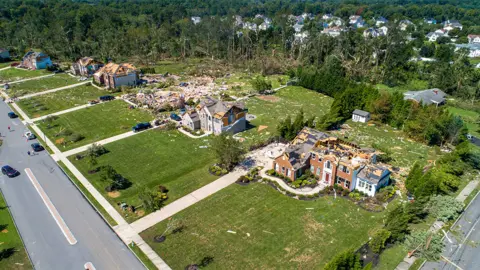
[11,121,18,126]
[84,262,96,270]
[24,168,77,245]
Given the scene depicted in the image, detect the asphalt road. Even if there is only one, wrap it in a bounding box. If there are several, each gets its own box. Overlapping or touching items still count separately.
[0,101,144,270]
[422,191,480,270]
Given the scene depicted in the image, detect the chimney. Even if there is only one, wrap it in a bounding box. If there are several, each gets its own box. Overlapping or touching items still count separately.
[433,90,438,95]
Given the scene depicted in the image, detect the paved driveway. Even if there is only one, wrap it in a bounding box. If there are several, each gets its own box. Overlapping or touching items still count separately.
[0,101,144,270]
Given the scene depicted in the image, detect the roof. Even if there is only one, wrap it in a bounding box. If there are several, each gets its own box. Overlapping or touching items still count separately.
[357,164,390,185]
[0,48,8,53]
[352,109,370,117]
[198,97,245,117]
[94,62,137,77]
[187,111,200,122]
[77,57,100,67]
[403,88,446,106]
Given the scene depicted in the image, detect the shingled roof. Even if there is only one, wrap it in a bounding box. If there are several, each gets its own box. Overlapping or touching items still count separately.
[403,88,446,106]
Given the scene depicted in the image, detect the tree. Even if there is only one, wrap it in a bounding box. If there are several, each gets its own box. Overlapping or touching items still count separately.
[138,186,167,212]
[405,231,444,261]
[211,133,245,170]
[324,249,362,270]
[251,76,272,93]
[427,195,463,222]
[385,205,411,242]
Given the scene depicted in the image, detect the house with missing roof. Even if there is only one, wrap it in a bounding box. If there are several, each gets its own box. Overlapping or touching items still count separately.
[0,48,10,60]
[71,57,104,77]
[403,88,446,106]
[93,62,138,89]
[21,51,52,69]
[352,109,371,123]
[183,97,247,135]
[272,127,390,196]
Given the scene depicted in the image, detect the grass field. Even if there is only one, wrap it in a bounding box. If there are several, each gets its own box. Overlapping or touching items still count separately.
[8,74,80,97]
[0,62,14,68]
[0,68,50,82]
[238,86,333,144]
[376,79,429,94]
[330,121,439,168]
[17,84,112,118]
[216,73,289,97]
[447,106,480,137]
[0,192,32,270]
[69,130,217,222]
[37,100,154,151]
[141,183,386,269]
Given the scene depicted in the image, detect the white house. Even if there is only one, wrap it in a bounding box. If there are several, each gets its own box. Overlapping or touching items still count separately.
[375,17,388,27]
[349,15,365,28]
[196,97,247,135]
[455,44,480,58]
[322,27,342,37]
[444,20,463,30]
[322,14,333,20]
[293,23,304,33]
[399,20,413,31]
[191,17,201,25]
[259,22,271,31]
[355,165,391,197]
[426,31,448,42]
[468,35,480,44]
[182,111,200,131]
[352,109,371,123]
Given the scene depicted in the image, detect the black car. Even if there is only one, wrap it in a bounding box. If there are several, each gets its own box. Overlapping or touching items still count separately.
[31,143,45,152]
[1,165,19,178]
[132,122,152,132]
[99,95,115,102]
[7,112,18,118]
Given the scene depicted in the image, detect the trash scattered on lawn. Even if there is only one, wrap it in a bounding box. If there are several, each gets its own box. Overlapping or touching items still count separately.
[305,208,314,210]
[263,230,274,235]
[227,230,236,234]
[246,233,250,237]
[199,145,208,148]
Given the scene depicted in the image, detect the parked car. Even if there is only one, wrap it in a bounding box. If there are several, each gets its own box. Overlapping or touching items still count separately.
[170,113,181,121]
[7,112,18,118]
[31,143,45,152]
[24,131,36,140]
[99,95,115,102]
[1,165,19,178]
[132,122,152,132]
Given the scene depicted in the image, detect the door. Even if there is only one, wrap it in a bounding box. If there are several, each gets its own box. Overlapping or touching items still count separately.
[324,173,330,184]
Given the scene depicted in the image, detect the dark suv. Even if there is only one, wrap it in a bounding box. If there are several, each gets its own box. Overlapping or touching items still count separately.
[1,165,19,178]
[132,122,152,132]
[99,95,115,102]
[31,143,45,152]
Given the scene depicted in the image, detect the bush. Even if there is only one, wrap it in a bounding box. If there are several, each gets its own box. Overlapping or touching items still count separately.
[266,169,275,175]
[369,229,391,254]
[68,133,84,142]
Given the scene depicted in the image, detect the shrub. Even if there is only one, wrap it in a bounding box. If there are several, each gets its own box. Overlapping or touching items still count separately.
[68,133,84,142]
[266,169,275,175]
[341,189,350,196]
[369,229,391,254]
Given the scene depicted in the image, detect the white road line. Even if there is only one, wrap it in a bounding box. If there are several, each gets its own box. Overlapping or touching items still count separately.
[84,262,96,270]
[24,168,77,245]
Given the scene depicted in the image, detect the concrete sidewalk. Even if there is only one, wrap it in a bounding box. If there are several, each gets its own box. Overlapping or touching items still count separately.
[18,81,89,100]
[260,168,326,195]
[178,127,211,139]
[0,66,11,71]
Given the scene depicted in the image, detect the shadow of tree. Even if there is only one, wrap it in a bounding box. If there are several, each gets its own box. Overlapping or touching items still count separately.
[0,248,16,260]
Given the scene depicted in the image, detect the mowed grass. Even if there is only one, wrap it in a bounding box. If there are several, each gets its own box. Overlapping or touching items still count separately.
[141,183,385,269]
[330,121,439,168]
[375,79,429,94]
[17,85,112,118]
[0,192,32,270]
[0,68,50,82]
[238,86,333,144]
[217,73,288,97]
[8,74,80,97]
[447,106,480,137]
[69,130,217,223]
[37,100,154,151]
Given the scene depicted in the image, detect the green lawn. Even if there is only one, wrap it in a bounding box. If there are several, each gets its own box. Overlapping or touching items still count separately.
[0,192,32,270]
[216,73,288,97]
[376,79,429,94]
[0,68,50,82]
[238,86,333,144]
[330,121,439,168]
[0,62,14,68]
[447,106,480,137]
[8,74,80,97]
[17,84,112,118]
[37,100,154,151]
[141,183,386,269]
[69,130,218,223]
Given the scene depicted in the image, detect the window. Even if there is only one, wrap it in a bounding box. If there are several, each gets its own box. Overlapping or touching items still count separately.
[316,167,321,176]
[325,161,331,169]
[275,163,279,171]
[310,165,314,172]
[311,153,316,160]
[345,181,350,189]
[359,181,365,188]
[282,167,285,173]
[367,184,372,191]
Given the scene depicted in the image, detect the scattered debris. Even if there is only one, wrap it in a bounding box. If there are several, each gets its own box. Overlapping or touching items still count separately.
[263,230,274,235]
[227,230,237,234]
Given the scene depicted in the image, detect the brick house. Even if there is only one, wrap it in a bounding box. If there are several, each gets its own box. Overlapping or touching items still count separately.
[93,62,138,89]
[71,57,104,77]
[273,127,391,196]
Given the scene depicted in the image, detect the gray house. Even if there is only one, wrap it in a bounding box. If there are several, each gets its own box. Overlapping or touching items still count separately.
[352,109,371,123]
[0,48,9,60]
[195,97,247,135]
[182,111,200,131]
[403,88,446,106]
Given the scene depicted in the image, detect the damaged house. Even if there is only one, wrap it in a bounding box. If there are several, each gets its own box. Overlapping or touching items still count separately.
[94,62,138,89]
[71,57,104,77]
[21,51,52,70]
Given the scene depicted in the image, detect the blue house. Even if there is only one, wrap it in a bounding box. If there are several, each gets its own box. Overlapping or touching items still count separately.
[0,48,10,60]
[21,51,52,70]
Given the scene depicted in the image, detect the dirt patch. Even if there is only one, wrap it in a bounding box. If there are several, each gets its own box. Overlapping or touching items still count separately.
[33,114,41,118]
[1,229,8,233]
[136,209,145,217]
[107,191,121,198]
[303,213,324,239]
[55,138,65,145]
[258,125,268,132]
[257,95,280,102]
